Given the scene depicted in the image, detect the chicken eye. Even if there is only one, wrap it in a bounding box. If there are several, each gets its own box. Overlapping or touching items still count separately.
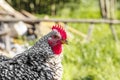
[53,35,59,39]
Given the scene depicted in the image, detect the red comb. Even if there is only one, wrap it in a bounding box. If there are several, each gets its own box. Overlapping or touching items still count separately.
[52,24,67,40]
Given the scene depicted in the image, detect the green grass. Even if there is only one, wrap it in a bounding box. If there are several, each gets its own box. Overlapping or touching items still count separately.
[33,14,120,79]
[62,24,120,80]
[34,11,120,80]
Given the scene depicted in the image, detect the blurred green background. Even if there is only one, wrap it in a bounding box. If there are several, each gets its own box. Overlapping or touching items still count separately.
[6,0,120,80]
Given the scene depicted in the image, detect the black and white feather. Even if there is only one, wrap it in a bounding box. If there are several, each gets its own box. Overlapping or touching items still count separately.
[0,31,63,80]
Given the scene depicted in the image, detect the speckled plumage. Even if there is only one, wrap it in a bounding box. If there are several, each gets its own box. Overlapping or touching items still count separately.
[0,31,63,80]
[0,55,11,62]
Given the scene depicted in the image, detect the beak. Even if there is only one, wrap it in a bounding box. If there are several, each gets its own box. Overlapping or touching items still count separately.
[61,40,68,44]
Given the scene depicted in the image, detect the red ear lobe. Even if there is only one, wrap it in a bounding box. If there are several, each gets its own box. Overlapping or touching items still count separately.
[52,24,67,40]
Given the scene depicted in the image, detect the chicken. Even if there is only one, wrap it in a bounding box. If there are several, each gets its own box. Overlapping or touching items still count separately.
[0,24,67,80]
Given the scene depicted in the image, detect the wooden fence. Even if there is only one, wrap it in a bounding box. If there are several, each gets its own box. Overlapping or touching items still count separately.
[0,18,119,51]
[1,18,120,24]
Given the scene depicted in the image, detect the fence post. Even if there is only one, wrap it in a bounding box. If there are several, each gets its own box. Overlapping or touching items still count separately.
[109,23,119,42]
[64,22,68,30]
[0,22,10,51]
[85,23,94,42]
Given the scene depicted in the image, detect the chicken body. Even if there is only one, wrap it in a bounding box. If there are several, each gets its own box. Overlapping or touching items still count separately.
[0,30,63,80]
[0,55,11,62]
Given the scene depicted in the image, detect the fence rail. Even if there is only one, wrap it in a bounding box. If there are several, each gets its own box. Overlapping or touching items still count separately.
[1,18,120,24]
[0,18,119,51]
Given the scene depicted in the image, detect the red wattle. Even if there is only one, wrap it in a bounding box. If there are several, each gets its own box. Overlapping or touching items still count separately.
[52,44,62,55]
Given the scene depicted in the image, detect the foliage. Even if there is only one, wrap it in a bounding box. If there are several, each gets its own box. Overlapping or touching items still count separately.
[5,0,120,19]
[5,0,70,14]
[62,23,120,80]
[56,0,101,19]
